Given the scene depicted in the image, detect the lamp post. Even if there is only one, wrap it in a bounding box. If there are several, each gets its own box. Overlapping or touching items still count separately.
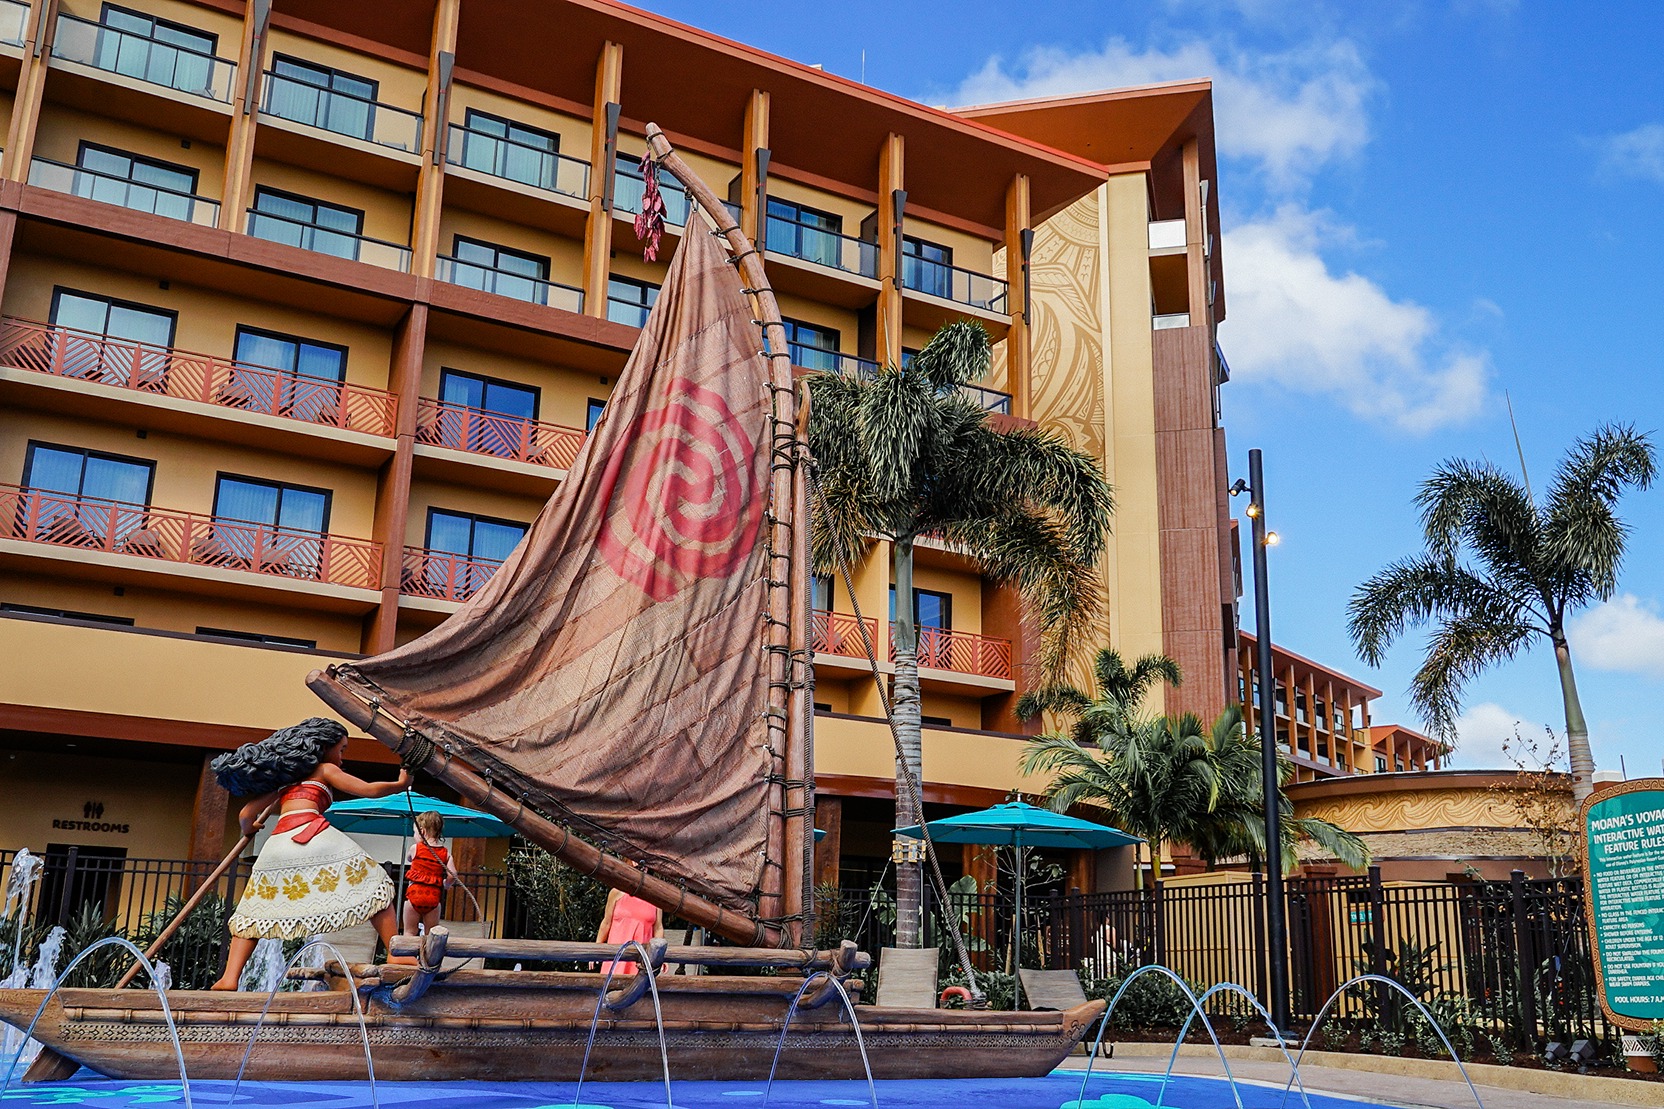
[1242,448,1290,1033]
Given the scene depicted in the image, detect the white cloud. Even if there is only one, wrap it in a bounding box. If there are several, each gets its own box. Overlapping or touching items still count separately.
[1568,593,1664,679]
[1219,205,1490,431]
[1450,702,1552,770]
[949,37,1375,190]
[1599,123,1664,184]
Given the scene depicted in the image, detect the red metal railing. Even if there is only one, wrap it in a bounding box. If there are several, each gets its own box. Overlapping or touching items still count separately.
[890,622,1012,680]
[401,545,502,603]
[415,397,586,470]
[811,608,877,659]
[0,484,382,589]
[0,318,397,436]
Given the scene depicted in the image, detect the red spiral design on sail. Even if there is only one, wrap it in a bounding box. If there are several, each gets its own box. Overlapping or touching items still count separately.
[600,379,763,601]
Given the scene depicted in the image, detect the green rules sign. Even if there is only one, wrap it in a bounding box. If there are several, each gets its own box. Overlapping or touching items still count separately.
[1582,779,1664,1030]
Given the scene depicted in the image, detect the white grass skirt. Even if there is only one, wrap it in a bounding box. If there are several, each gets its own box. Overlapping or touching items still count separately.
[228,824,395,940]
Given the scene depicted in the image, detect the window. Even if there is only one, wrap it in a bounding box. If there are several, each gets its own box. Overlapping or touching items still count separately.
[902,235,953,299]
[434,368,539,457]
[811,575,833,612]
[21,441,155,547]
[458,109,560,191]
[48,288,176,388]
[266,54,378,141]
[449,236,550,304]
[606,276,659,328]
[231,326,347,423]
[1,603,135,627]
[210,474,331,577]
[420,508,527,599]
[813,702,832,713]
[766,198,842,267]
[95,5,218,97]
[616,154,689,224]
[1375,755,1388,773]
[921,714,953,728]
[781,317,841,373]
[586,398,607,431]
[888,586,952,630]
[196,626,317,649]
[74,143,200,221]
[249,187,364,261]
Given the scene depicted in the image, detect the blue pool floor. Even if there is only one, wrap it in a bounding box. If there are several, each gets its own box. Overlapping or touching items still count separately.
[0,1069,1399,1109]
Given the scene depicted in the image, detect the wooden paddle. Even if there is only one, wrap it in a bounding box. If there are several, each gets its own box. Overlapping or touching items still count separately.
[21,800,277,1083]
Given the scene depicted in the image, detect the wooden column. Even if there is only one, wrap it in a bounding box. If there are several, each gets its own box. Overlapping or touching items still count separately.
[364,304,427,653]
[813,795,842,890]
[739,89,769,245]
[1003,173,1032,418]
[1181,138,1208,325]
[875,133,904,368]
[1325,679,1338,770]
[3,0,58,184]
[409,0,459,279]
[186,752,230,865]
[220,0,269,231]
[580,40,623,316]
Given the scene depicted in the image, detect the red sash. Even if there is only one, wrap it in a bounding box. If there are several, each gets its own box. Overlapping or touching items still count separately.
[273,781,333,844]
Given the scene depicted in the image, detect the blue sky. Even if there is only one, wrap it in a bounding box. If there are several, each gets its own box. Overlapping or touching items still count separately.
[642,0,1664,776]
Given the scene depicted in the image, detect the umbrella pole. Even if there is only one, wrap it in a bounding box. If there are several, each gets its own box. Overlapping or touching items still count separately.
[1012,834,1023,1010]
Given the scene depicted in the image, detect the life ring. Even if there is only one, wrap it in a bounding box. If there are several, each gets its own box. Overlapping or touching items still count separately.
[939,985,973,1005]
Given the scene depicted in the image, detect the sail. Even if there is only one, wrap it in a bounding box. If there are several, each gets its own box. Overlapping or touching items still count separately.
[327,225,790,915]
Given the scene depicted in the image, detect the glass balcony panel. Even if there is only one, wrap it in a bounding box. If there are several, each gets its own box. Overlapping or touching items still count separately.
[52,12,235,101]
[246,209,411,271]
[262,71,422,152]
[29,158,219,226]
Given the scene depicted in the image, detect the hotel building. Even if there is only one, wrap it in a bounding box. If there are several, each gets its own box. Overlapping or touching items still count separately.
[0,0,1237,895]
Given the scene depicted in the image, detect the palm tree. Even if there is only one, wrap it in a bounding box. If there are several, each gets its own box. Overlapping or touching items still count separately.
[1016,646,1182,726]
[807,321,1114,946]
[1348,424,1656,800]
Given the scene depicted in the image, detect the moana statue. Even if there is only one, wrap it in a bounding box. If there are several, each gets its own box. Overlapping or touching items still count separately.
[209,717,412,990]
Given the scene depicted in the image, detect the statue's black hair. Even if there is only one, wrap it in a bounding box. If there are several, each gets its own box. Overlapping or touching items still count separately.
[211,717,346,797]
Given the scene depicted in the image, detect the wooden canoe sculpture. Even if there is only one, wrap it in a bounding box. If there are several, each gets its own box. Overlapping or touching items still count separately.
[0,125,1104,1083]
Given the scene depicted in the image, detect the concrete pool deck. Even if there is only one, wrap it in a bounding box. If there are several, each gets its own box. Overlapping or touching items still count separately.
[1065,1043,1663,1108]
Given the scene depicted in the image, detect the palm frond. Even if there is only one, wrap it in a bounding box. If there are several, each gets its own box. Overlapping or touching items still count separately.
[1348,555,1544,666]
[909,319,991,390]
[1410,611,1536,743]
[1541,423,1657,601]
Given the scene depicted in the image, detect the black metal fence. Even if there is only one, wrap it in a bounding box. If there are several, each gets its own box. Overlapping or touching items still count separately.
[1,848,1616,1053]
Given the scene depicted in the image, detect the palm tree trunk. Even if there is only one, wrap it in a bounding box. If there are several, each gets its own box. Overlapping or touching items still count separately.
[892,535,924,948]
[1551,628,1595,802]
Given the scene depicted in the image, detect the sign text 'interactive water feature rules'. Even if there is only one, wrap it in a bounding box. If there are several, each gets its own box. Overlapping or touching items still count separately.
[1582,777,1664,1028]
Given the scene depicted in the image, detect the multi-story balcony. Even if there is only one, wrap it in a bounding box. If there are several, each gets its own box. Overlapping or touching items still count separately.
[446,121,589,201]
[606,295,651,329]
[901,256,1007,315]
[764,215,878,280]
[246,208,412,272]
[52,11,238,102]
[891,623,1013,680]
[811,609,877,660]
[28,157,220,227]
[796,345,1013,416]
[415,397,585,471]
[260,69,424,154]
[0,317,398,437]
[401,546,501,603]
[615,162,691,226]
[435,255,584,314]
[0,484,382,589]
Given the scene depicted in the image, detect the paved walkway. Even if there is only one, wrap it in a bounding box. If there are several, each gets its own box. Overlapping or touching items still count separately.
[1055,1049,1664,1109]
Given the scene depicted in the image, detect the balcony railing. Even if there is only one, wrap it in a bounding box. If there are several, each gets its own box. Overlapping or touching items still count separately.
[811,609,877,660]
[958,382,1012,415]
[765,215,878,279]
[0,318,397,436]
[415,397,585,470]
[446,123,588,199]
[52,12,236,101]
[788,343,877,378]
[891,623,1012,680]
[1148,218,1186,252]
[615,165,690,226]
[606,297,652,328]
[402,545,501,603]
[0,0,27,48]
[246,208,412,272]
[0,483,382,589]
[260,70,423,153]
[902,257,1008,314]
[436,255,583,313]
[29,157,220,226]
[1152,312,1190,330]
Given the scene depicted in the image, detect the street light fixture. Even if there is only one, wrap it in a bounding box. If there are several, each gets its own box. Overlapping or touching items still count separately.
[1233,448,1290,1034]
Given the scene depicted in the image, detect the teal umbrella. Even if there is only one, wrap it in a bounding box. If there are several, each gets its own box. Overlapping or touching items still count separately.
[895,802,1140,1006]
[327,791,516,837]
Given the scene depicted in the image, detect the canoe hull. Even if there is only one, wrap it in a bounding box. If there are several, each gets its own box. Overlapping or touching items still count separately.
[0,973,1102,1082]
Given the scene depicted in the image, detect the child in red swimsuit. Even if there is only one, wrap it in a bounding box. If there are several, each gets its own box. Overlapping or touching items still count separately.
[402,810,461,936]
